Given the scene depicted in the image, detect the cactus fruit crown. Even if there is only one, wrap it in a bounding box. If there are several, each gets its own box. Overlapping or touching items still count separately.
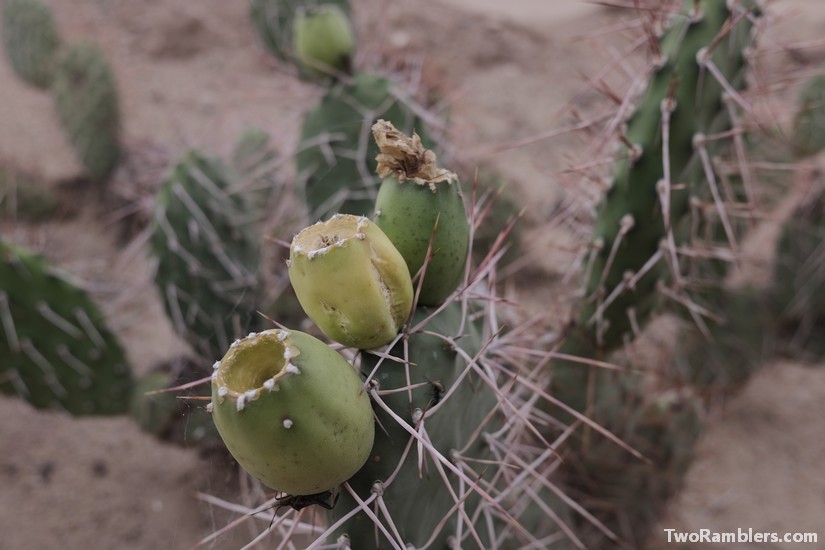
[372,119,457,190]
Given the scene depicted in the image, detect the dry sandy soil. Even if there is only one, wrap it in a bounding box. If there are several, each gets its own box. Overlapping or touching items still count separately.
[1,0,824,548]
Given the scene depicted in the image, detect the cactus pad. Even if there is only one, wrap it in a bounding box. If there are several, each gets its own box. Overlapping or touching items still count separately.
[150,150,260,361]
[53,42,121,181]
[0,241,133,415]
[2,0,60,88]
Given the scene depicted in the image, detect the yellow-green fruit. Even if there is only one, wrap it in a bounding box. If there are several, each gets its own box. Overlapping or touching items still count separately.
[289,214,413,349]
[371,120,470,306]
[211,329,374,495]
[293,5,354,79]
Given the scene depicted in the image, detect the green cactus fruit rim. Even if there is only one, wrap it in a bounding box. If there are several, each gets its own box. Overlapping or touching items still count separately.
[288,213,413,349]
[211,329,302,411]
[372,119,457,191]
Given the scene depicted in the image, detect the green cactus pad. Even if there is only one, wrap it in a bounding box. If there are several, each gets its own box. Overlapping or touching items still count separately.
[296,72,431,218]
[372,120,470,306]
[0,241,133,415]
[248,0,350,69]
[331,303,500,548]
[53,42,121,181]
[150,150,260,361]
[288,214,413,349]
[0,166,59,221]
[293,4,354,79]
[211,329,374,495]
[791,75,825,158]
[2,0,60,88]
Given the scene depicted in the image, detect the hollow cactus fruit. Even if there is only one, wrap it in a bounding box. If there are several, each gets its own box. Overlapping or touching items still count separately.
[53,42,121,181]
[296,72,431,218]
[373,120,470,306]
[248,0,350,71]
[150,150,260,360]
[791,75,825,158]
[293,4,354,79]
[2,0,60,88]
[210,329,374,495]
[288,214,413,349]
[0,241,133,415]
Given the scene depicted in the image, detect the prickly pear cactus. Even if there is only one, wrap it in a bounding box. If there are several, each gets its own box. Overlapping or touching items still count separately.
[211,329,374,495]
[296,72,432,218]
[791,74,825,158]
[0,241,133,415]
[288,214,413,349]
[150,150,260,361]
[293,4,354,79]
[372,120,470,306]
[330,303,501,548]
[2,0,60,88]
[248,0,350,72]
[53,42,121,181]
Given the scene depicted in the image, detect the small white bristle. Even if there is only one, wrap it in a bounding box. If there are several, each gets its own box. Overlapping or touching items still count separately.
[263,379,277,391]
[212,360,221,370]
[355,232,366,240]
[282,418,293,429]
[217,386,228,398]
[293,244,303,253]
[211,371,218,383]
[277,330,288,341]
[285,363,301,375]
[283,348,293,359]
[246,332,257,339]
[230,338,241,349]
[205,403,213,413]
[236,395,246,411]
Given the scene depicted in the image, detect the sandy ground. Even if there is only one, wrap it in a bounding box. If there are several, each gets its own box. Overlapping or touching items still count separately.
[2,0,825,548]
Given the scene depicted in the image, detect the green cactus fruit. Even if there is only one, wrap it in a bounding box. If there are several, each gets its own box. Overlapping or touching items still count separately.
[331,303,500,548]
[150,150,260,361]
[791,75,825,158]
[2,0,60,88]
[288,214,413,349]
[248,0,350,66]
[293,5,354,79]
[0,241,133,415]
[296,72,431,218]
[372,120,470,306]
[53,42,121,181]
[210,328,374,495]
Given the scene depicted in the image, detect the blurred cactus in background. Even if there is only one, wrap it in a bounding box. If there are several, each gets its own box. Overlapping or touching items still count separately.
[2,0,60,88]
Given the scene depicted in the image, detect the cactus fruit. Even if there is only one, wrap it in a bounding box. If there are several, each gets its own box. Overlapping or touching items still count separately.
[248,0,351,72]
[0,241,133,415]
[296,72,431,218]
[288,214,413,349]
[330,303,501,548]
[2,0,60,88]
[293,4,354,79]
[791,75,825,158]
[210,329,374,495]
[372,120,470,306]
[150,150,260,361]
[53,42,121,181]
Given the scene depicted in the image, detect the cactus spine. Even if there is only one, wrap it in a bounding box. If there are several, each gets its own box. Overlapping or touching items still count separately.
[2,0,60,88]
[150,150,260,361]
[0,241,133,415]
[53,42,121,181]
[791,74,825,159]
